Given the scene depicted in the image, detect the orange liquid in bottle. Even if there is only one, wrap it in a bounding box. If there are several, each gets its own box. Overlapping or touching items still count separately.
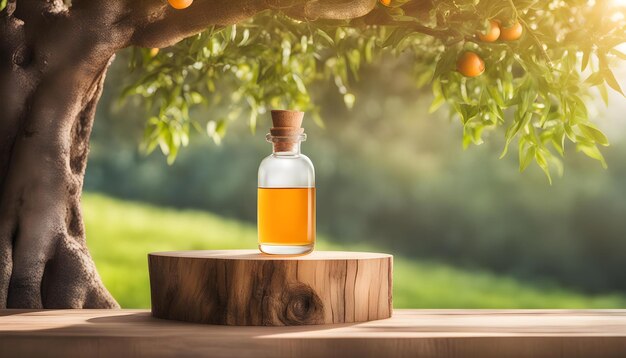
[258,187,316,247]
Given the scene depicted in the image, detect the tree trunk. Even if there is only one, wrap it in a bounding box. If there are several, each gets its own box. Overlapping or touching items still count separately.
[0,57,119,308]
[0,0,377,308]
[0,0,120,308]
[0,69,119,308]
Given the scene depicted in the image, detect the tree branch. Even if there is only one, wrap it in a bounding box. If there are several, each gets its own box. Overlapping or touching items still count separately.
[280,0,377,21]
[125,0,268,48]
[355,6,455,40]
[120,0,380,48]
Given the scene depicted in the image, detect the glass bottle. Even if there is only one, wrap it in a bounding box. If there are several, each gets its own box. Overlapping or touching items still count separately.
[258,110,315,255]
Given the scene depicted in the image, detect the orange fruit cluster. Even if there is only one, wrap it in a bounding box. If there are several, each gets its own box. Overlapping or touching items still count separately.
[168,0,193,10]
[477,20,523,43]
[457,19,523,77]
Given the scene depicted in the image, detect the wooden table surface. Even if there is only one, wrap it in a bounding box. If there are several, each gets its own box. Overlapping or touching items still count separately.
[1,309,625,357]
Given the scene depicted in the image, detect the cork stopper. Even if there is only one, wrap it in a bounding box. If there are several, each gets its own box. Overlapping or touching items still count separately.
[269,110,305,153]
[271,110,304,128]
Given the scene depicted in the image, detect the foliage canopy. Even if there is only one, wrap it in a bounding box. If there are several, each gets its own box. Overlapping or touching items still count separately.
[120,0,625,181]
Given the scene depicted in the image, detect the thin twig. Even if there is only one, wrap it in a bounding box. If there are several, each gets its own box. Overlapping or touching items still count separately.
[409,23,454,38]
[507,0,554,69]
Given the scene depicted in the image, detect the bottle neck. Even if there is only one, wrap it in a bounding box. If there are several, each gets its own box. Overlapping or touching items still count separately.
[267,133,306,156]
[272,141,301,156]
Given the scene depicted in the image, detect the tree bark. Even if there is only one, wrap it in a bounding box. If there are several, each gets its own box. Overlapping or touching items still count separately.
[0,0,378,308]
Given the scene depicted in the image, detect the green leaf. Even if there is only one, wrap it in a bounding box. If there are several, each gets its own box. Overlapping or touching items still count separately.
[519,142,536,173]
[581,47,591,72]
[364,37,375,64]
[462,127,473,149]
[215,119,228,137]
[550,127,565,157]
[579,123,609,146]
[315,29,334,46]
[343,93,356,109]
[207,119,227,145]
[158,137,170,156]
[249,110,257,134]
[535,150,552,185]
[346,49,361,80]
[433,47,458,80]
[292,74,307,94]
[610,49,626,61]
[429,79,445,113]
[598,83,609,106]
[501,112,531,159]
[487,86,505,107]
[238,29,251,47]
[382,28,413,48]
[584,72,604,87]
[429,95,445,114]
[578,143,608,168]
[230,25,237,42]
[602,68,625,96]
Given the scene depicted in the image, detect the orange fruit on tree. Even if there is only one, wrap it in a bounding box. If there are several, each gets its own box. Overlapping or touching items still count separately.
[457,51,485,77]
[478,20,501,42]
[499,21,523,41]
[168,0,193,10]
[379,0,391,6]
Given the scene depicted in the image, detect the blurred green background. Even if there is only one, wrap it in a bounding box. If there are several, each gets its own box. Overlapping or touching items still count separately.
[85,50,626,308]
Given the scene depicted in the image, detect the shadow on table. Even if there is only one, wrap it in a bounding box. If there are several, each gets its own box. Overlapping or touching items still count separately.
[87,311,358,334]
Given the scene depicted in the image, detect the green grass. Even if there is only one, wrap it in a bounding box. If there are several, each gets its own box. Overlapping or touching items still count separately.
[84,193,626,309]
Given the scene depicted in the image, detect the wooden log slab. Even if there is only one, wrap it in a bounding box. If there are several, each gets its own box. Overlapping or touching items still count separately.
[148,250,392,326]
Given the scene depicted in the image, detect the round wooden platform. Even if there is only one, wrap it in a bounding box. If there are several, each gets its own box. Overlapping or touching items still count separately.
[148,250,392,326]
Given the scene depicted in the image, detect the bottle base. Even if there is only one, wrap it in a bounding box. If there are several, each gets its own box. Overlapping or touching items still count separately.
[258,243,314,255]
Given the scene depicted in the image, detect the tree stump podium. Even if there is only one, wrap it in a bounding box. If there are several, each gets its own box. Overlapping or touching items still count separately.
[148,250,392,326]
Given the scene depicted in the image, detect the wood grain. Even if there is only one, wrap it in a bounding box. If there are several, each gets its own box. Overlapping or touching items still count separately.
[148,250,393,325]
[1,309,626,358]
